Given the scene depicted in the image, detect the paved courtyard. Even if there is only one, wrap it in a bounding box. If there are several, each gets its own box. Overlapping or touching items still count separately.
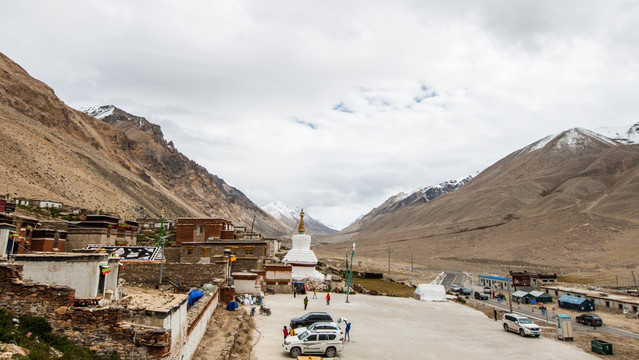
[250,292,598,360]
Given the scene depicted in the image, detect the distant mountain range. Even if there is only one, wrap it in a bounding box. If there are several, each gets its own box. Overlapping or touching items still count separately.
[317,126,639,286]
[262,201,337,235]
[347,176,473,230]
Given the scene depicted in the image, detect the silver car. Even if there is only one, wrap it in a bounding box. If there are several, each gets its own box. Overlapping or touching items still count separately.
[282,329,344,358]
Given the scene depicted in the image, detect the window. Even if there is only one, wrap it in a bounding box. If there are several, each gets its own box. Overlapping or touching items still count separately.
[618,304,623,310]
[245,249,254,256]
[187,248,194,255]
[605,301,610,308]
[306,334,317,341]
[319,334,328,340]
[328,334,336,340]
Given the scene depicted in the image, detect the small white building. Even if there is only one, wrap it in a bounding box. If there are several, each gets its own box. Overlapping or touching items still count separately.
[232,271,261,295]
[13,251,121,303]
[0,223,16,258]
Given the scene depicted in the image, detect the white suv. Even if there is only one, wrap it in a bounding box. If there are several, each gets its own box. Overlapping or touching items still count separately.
[293,322,344,340]
[282,329,344,358]
[503,313,541,337]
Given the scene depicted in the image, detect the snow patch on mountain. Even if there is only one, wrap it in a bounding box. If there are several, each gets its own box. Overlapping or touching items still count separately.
[83,105,115,120]
[262,200,299,221]
[552,128,617,149]
[595,123,639,145]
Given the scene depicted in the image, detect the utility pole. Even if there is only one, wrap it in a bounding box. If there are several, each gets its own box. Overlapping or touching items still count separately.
[346,243,355,303]
[507,271,513,313]
[157,208,165,286]
[632,271,639,295]
[249,214,256,239]
[387,248,391,280]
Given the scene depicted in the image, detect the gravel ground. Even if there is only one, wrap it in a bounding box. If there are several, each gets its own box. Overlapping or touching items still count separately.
[250,292,599,360]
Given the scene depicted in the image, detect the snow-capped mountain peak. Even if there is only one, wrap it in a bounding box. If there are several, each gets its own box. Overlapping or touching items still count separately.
[261,201,338,235]
[82,105,115,120]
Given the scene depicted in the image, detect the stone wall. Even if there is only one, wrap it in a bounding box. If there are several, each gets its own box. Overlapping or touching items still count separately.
[0,264,169,359]
[121,263,226,287]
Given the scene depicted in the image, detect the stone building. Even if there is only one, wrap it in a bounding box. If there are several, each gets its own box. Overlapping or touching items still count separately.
[176,218,235,244]
[29,220,68,252]
[66,215,138,251]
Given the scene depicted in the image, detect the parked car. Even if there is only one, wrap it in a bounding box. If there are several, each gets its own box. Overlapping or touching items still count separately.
[294,322,344,340]
[503,313,541,337]
[450,285,461,292]
[290,312,334,329]
[576,314,603,327]
[483,287,491,294]
[474,291,488,300]
[282,329,344,358]
[460,287,471,295]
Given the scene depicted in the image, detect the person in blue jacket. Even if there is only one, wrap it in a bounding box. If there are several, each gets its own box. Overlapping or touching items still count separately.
[345,321,351,342]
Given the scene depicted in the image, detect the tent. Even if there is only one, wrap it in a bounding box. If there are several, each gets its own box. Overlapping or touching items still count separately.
[512,290,533,304]
[529,290,553,304]
[558,295,595,311]
[414,284,446,301]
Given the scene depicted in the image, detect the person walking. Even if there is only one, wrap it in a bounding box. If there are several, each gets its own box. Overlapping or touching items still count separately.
[493,308,497,321]
[326,292,331,305]
[303,296,309,310]
[283,326,289,340]
[293,287,296,298]
[345,321,351,342]
[313,288,317,299]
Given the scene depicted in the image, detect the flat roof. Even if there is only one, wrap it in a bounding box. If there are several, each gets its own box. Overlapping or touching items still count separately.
[542,285,639,305]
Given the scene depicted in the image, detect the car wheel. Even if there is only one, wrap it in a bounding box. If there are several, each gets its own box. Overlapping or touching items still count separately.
[325,347,337,357]
[289,347,301,358]
[503,323,509,332]
[519,329,525,337]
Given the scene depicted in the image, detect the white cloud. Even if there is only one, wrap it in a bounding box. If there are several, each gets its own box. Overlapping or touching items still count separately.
[2,1,638,229]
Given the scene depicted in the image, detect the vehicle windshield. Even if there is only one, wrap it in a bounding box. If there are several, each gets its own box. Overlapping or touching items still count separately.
[518,318,533,324]
[298,331,310,340]
[591,315,601,319]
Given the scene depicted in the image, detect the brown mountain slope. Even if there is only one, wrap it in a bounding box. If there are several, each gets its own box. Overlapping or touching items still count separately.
[316,129,639,286]
[0,52,288,237]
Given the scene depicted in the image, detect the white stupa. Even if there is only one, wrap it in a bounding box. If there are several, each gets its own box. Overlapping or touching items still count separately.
[282,210,325,281]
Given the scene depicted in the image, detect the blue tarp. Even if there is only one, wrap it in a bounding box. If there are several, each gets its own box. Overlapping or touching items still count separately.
[188,289,204,307]
[226,300,239,311]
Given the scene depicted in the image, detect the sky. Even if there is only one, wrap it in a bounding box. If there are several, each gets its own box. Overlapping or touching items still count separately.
[2,1,639,230]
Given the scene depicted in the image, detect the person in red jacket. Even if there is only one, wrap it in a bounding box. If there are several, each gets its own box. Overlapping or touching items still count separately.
[283,326,288,340]
[326,292,331,305]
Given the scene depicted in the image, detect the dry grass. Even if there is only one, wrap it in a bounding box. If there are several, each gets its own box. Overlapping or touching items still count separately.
[352,278,416,297]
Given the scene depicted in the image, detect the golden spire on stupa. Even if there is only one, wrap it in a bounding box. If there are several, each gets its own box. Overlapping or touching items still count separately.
[298,209,306,234]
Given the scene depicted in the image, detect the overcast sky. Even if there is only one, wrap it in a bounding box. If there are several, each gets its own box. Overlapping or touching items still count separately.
[2,1,638,229]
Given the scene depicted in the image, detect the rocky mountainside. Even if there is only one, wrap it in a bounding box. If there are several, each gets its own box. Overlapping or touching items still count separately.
[345,176,473,231]
[316,128,639,286]
[0,52,288,237]
[262,200,338,235]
